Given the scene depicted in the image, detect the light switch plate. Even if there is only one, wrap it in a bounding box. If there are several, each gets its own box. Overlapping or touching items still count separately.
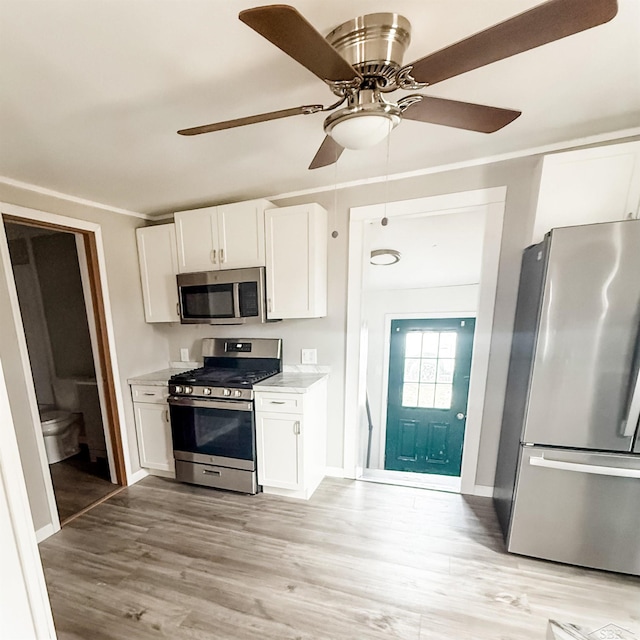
[301,349,317,364]
[180,348,190,362]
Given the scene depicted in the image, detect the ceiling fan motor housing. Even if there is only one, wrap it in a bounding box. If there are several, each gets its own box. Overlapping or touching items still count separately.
[326,13,412,86]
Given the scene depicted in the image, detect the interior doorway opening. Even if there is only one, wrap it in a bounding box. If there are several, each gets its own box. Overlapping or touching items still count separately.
[1,211,128,532]
[344,188,507,495]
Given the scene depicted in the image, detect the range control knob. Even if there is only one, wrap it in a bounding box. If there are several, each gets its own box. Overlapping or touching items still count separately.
[203,388,212,395]
[184,386,193,394]
[233,390,242,398]
[223,388,231,397]
[174,385,183,394]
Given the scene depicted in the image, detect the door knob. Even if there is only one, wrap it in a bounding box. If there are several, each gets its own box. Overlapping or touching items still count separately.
[456,413,466,420]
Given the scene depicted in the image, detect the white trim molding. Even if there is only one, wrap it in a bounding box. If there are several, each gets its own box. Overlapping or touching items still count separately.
[473,485,495,498]
[0,176,149,219]
[0,358,57,638]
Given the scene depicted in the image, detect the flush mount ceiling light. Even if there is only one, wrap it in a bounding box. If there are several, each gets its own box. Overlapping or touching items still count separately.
[370,249,401,265]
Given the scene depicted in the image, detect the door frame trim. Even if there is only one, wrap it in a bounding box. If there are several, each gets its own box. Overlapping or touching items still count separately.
[343,187,506,495]
[376,311,477,474]
[1,202,132,534]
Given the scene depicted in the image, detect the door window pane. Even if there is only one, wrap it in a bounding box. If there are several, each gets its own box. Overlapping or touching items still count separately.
[402,383,419,407]
[405,332,422,357]
[436,359,455,384]
[421,332,439,358]
[434,384,453,409]
[438,332,457,358]
[420,359,437,383]
[418,384,436,408]
[401,329,457,409]
[404,359,420,383]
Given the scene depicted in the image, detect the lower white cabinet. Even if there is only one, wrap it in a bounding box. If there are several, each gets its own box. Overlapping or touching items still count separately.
[255,378,327,499]
[130,384,175,476]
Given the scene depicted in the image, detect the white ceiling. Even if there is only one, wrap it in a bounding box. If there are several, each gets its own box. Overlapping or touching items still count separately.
[364,209,484,291]
[1,0,639,216]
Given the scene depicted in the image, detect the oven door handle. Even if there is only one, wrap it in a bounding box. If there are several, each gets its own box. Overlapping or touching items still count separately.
[168,396,253,412]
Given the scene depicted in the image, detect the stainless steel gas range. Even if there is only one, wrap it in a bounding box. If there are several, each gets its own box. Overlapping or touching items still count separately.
[168,337,282,494]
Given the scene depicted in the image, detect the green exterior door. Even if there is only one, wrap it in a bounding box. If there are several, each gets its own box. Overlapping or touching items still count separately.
[384,317,475,477]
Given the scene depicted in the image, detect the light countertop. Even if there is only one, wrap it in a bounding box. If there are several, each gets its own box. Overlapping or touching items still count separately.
[127,367,193,386]
[254,372,328,393]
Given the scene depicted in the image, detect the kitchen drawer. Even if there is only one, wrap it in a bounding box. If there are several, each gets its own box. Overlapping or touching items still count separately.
[255,392,303,414]
[131,384,169,403]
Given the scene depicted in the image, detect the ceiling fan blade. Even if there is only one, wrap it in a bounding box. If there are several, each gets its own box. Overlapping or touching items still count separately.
[239,5,361,83]
[402,97,521,133]
[309,136,344,170]
[178,105,323,136]
[407,0,618,86]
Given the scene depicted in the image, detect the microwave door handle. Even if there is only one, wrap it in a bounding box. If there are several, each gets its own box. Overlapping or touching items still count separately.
[233,282,241,318]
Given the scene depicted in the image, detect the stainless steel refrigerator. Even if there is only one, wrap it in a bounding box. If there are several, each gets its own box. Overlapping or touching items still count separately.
[494,219,640,575]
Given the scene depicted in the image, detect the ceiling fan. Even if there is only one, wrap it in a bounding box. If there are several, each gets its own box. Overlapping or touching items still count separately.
[178,0,618,170]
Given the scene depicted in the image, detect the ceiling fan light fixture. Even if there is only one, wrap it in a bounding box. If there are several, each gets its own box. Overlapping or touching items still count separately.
[327,112,399,150]
[370,248,401,265]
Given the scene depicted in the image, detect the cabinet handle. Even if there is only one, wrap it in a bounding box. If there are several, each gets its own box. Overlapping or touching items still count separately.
[143,392,155,396]
[220,248,225,263]
[270,400,286,405]
[293,421,300,435]
[211,249,217,264]
[267,298,272,313]
[176,302,180,317]
[202,469,221,476]
[163,409,169,422]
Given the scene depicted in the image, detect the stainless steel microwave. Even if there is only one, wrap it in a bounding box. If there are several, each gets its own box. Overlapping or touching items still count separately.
[177,267,268,324]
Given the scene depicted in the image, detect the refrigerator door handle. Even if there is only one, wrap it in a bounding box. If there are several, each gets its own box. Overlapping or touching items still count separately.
[529,455,640,479]
[621,365,640,438]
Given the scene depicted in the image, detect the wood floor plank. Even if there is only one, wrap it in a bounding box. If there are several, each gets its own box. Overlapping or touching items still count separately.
[39,476,640,639]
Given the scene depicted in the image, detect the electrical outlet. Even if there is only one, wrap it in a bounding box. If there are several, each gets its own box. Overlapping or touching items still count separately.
[301,349,317,365]
[180,348,190,362]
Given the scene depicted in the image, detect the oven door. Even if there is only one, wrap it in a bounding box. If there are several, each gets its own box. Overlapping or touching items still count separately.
[168,397,256,470]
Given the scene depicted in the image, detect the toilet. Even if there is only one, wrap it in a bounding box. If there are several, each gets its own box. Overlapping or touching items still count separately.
[39,379,82,464]
[40,410,82,464]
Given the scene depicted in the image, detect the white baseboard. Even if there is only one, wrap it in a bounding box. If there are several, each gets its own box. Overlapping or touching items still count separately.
[324,466,345,478]
[473,485,494,497]
[35,523,55,543]
[127,468,148,486]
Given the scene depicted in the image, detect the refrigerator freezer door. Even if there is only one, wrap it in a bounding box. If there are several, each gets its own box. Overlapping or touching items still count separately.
[509,446,640,575]
[523,220,640,451]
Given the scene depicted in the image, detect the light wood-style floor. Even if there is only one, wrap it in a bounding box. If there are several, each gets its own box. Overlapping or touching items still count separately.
[39,477,640,640]
[49,450,117,523]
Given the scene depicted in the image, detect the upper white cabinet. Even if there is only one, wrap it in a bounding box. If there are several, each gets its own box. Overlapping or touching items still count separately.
[136,224,180,323]
[532,141,640,243]
[265,203,328,320]
[174,199,271,273]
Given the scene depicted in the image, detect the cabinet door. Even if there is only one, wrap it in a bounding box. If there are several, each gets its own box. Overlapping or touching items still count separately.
[217,200,267,269]
[134,403,174,472]
[265,204,327,319]
[136,225,180,323]
[255,412,302,490]
[174,207,220,273]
